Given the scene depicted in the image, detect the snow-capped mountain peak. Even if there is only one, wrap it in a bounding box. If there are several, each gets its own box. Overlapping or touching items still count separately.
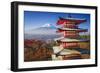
[41,23,56,29]
[42,23,51,27]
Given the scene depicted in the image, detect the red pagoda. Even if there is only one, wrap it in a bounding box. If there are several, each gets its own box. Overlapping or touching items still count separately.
[52,17,88,60]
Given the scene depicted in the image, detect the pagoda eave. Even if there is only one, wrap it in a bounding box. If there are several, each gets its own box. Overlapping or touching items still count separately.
[59,40,88,43]
[57,17,86,25]
[58,49,81,56]
[57,28,87,32]
[54,37,88,42]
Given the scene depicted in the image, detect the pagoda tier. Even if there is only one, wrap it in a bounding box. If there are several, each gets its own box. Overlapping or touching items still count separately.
[57,28,87,38]
[54,37,88,48]
[57,17,86,25]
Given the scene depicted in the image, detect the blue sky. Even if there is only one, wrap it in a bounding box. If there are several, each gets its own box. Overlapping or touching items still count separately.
[24,11,90,32]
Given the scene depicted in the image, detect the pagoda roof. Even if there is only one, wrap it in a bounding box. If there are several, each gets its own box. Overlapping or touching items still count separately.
[54,37,88,42]
[53,46,81,55]
[57,27,87,32]
[53,46,63,54]
[57,17,86,25]
[60,17,86,21]
[59,49,81,55]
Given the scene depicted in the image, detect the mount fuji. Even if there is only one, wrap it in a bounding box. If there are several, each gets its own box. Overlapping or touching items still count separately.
[25,24,61,40]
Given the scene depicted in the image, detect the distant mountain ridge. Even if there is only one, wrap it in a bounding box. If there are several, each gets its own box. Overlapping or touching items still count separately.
[25,25,61,40]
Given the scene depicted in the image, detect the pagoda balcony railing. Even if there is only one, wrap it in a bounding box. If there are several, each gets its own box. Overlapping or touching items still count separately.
[60,42,80,49]
[62,54,82,60]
